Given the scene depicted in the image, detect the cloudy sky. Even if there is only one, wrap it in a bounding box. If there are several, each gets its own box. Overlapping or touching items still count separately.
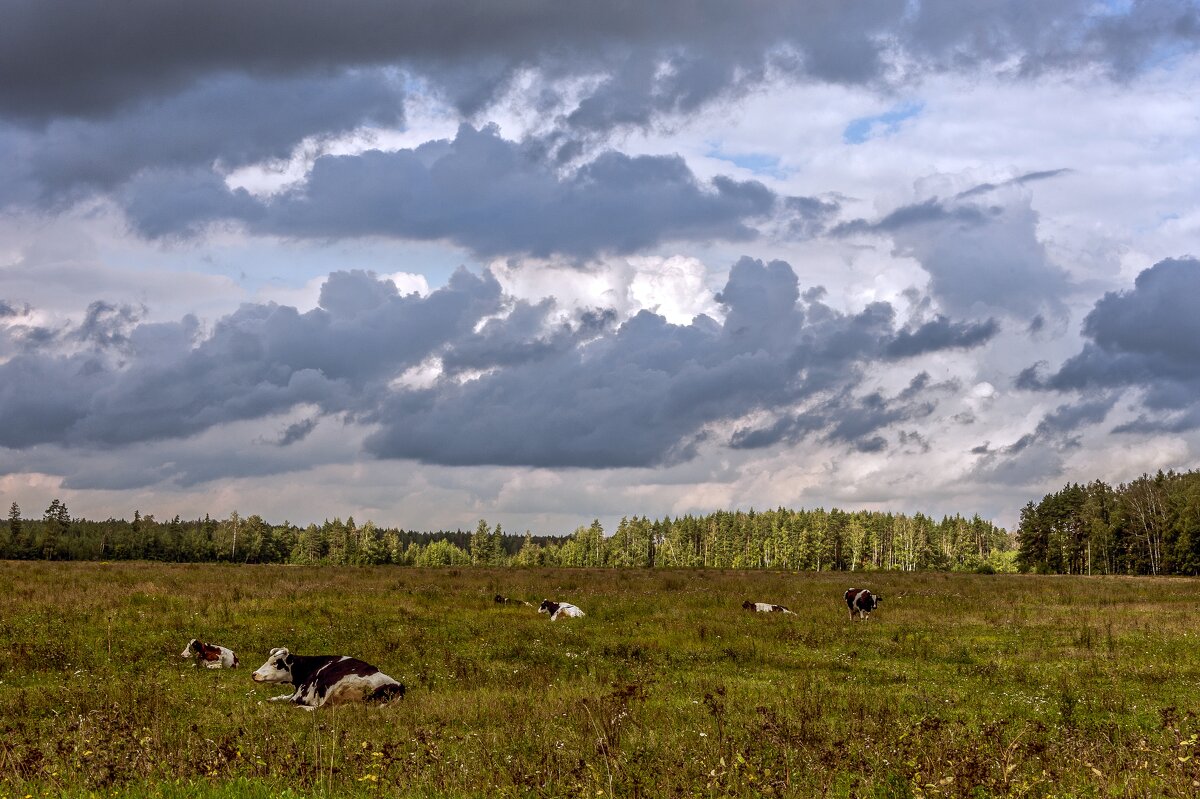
[2,0,1199,534]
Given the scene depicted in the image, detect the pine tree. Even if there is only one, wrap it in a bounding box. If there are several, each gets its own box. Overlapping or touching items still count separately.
[489,523,506,565]
[470,519,491,566]
[515,532,541,567]
[41,499,69,560]
[5,502,22,558]
[360,521,388,565]
[295,524,326,564]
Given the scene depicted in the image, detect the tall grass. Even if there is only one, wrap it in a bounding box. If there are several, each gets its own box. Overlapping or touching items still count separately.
[2,562,1199,797]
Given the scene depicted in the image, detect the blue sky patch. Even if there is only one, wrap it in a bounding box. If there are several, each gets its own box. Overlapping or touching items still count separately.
[706,147,785,178]
[843,101,924,145]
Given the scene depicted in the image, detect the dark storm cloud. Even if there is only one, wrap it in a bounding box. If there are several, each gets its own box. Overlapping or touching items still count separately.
[970,445,1066,486]
[3,0,1192,126]
[954,168,1073,200]
[0,429,356,491]
[973,256,1200,485]
[1034,396,1117,437]
[0,258,1039,480]
[0,300,30,318]
[120,124,779,259]
[831,198,991,237]
[1,3,1188,265]
[119,170,263,240]
[0,1,893,123]
[730,372,940,453]
[74,301,144,350]
[899,430,931,454]
[1023,257,1200,432]
[1086,0,1200,76]
[0,268,503,449]
[277,417,319,447]
[907,0,1200,78]
[782,195,843,239]
[440,303,617,375]
[368,259,987,467]
[968,396,1116,486]
[835,193,1072,319]
[1112,408,1200,435]
[0,71,404,209]
[884,316,999,358]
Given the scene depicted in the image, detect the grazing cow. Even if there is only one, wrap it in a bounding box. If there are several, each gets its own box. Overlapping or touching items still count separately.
[742,600,794,614]
[845,588,882,620]
[538,599,585,620]
[180,638,238,669]
[495,594,532,606]
[252,647,405,710]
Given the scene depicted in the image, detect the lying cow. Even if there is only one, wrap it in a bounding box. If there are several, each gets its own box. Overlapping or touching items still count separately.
[538,599,585,620]
[252,647,405,710]
[845,588,882,620]
[742,600,794,614]
[180,638,238,669]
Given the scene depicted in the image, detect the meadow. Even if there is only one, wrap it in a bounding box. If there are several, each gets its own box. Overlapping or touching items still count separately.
[1,562,1200,798]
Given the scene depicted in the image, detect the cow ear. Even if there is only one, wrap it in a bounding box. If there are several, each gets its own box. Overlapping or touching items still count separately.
[284,654,295,666]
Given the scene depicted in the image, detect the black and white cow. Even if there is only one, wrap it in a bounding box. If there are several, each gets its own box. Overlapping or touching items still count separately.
[742,600,793,614]
[180,638,238,669]
[845,588,882,620]
[251,648,405,710]
[538,599,585,620]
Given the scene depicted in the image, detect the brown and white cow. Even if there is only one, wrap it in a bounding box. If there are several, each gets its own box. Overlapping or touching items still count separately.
[181,638,239,669]
[538,599,585,620]
[845,588,882,620]
[251,648,405,710]
[742,600,794,614]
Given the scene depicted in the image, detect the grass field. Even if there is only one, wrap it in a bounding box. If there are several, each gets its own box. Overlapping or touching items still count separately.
[2,562,1200,798]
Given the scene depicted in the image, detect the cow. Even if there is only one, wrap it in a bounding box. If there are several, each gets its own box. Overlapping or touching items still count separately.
[538,599,585,620]
[251,648,405,710]
[742,600,794,614]
[845,588,882,620]
[180,638,239,669]
[495,594,532,606]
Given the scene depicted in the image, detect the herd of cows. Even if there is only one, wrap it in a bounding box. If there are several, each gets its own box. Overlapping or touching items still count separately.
[179,587,883,711]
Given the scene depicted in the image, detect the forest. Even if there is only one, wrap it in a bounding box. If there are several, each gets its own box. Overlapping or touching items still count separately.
[1015,469,1200,576]
[9,468,1199,574]
[0,500,1013,572]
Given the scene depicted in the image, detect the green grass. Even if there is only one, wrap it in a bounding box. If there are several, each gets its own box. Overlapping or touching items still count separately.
[2,562,1200,797]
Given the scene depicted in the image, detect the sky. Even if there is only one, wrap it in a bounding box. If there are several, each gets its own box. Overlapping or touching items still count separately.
[1,0,1199,535]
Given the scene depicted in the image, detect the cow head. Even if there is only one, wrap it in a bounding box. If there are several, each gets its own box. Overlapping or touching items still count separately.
[495,594,508,604]
[181,639,200,659]
[537,599,556,614]
[742,600,755,610]
[252,647,295,683]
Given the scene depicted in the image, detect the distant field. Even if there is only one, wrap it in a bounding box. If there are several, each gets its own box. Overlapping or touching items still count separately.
[2,563,1200,798]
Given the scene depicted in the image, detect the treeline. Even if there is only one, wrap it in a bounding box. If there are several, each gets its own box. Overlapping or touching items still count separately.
[1,500,1013,571]
[1016,469,1200,575]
